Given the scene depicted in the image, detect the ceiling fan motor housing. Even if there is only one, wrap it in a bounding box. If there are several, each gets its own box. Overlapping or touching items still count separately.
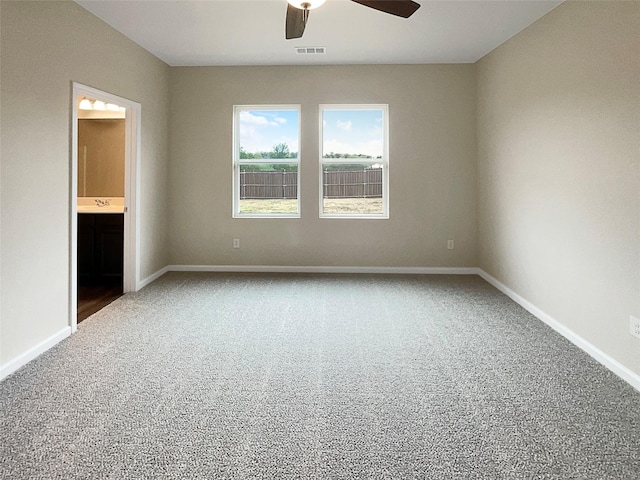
[287,0,326,10]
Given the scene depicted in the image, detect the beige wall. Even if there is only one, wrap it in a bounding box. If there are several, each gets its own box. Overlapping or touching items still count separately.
[169,65,478,268]
[477,1,640,376]
[0,1,170,366]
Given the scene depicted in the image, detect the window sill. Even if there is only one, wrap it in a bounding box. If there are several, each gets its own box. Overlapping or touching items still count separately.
[233,213,301,219]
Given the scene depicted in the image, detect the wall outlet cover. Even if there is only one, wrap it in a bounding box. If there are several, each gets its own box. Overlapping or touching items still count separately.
[631,316,640,339]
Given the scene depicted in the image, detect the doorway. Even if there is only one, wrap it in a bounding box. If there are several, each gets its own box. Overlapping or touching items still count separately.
[70,83,140,332]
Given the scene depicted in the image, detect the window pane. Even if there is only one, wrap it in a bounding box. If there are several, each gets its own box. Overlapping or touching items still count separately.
[239,164,298,215]
[322,163,383,215]
[320,106,387,217]
[234,106,300,217]
[239,110,299,160]
[322,109,383,160]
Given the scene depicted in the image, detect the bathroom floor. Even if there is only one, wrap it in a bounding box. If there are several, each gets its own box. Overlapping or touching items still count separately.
[77,284,123,323]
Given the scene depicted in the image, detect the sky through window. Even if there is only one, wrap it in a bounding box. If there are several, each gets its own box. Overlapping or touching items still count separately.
[322,109,383,158]
[239,109,299,155]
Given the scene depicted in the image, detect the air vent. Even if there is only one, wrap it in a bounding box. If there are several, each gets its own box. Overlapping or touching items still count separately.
[295,46,326,54]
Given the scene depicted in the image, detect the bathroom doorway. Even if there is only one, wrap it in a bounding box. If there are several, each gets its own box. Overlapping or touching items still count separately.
[70,83,140,331]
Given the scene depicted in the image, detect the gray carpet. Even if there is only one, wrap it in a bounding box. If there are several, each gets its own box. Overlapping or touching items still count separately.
[1,273,639,479]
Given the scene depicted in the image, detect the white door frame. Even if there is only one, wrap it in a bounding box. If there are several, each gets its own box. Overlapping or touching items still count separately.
[70,82,141,333]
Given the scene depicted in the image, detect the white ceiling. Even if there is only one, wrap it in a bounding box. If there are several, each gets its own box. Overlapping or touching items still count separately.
[75,0,562,66]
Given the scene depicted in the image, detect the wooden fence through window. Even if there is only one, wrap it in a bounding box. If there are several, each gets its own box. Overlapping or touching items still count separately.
[323,168,382,199]
[239,168,382,199]
[240,170,297,199]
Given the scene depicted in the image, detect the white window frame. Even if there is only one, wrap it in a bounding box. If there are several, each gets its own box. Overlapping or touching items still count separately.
[319,104,389,219]
[233,105,301,218]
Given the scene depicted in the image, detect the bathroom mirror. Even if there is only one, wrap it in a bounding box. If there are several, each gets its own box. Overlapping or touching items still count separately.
[77,96,126,197]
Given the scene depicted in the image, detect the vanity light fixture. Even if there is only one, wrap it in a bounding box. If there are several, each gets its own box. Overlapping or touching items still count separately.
[79,98,92,110]
[78,97,125,113]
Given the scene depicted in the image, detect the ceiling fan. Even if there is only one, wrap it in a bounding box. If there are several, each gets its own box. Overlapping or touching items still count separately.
[285,0,421,40]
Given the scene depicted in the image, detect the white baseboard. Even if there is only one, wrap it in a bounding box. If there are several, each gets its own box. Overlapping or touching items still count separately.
[137,265,169,290]
[166,264,481,275]
[478,269,640,393]
[0,326,71,381]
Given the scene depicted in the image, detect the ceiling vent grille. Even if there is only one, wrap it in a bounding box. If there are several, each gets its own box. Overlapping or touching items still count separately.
[295,47,326,54]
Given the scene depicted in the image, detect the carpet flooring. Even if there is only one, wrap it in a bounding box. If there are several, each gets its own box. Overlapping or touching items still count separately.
[1,272,639,479]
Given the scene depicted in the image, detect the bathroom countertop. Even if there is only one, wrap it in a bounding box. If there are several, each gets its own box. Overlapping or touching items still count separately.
[77,197,125,213]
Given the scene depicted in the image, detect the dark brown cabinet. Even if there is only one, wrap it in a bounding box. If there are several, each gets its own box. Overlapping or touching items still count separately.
[78,213,124,286]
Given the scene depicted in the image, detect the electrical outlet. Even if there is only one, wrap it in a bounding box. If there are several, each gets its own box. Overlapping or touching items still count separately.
[631,316,640,339]
[233,238,240,249]
[447,240,454,250]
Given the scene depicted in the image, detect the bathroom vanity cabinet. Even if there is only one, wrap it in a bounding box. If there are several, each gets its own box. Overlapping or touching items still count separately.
[78,213,124,285]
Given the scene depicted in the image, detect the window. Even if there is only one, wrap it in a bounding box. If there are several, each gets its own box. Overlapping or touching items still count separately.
[320,105,389,218]
[233,105,300,217]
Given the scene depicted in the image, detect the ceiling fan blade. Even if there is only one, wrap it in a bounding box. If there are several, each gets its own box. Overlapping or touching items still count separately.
[286,4,306,39]
[350,0,421,18]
